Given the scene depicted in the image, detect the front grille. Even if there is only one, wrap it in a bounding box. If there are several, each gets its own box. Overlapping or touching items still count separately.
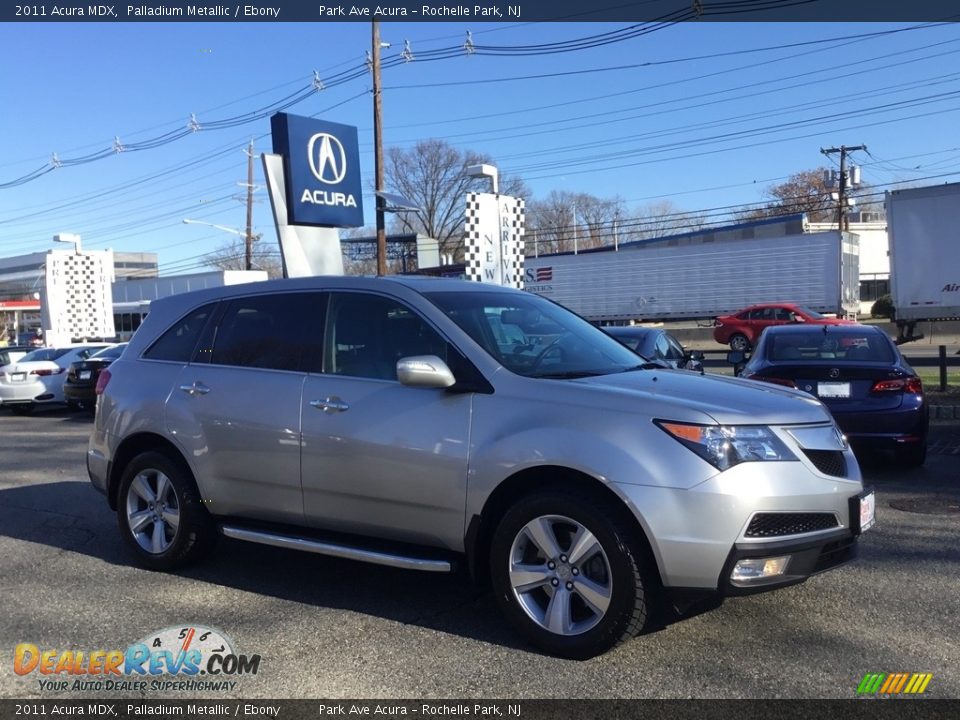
[745,512,839,538]
[802,449,847,477]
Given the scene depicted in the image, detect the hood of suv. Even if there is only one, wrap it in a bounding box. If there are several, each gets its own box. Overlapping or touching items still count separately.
[574,368,831,426]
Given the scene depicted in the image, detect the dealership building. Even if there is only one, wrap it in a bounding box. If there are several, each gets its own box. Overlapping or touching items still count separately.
[0,250,269,343]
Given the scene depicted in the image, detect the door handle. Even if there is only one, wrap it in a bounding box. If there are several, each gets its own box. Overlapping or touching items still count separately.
[310,397,350,414]
[179,382,211,397]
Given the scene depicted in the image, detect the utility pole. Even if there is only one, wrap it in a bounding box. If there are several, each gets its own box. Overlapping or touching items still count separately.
[373,21,387,276]
[572,205,578,255]
[245,139,255,271]
[821,144,866,231]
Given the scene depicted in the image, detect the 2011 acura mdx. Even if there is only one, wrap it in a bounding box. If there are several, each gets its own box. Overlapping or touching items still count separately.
[88,276,874,659]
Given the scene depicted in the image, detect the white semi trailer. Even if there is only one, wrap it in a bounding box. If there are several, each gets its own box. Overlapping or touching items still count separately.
[523,215,860,323]
[886,182,960,340]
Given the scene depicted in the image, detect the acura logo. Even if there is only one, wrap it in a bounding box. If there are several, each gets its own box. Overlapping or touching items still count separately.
[307,133,347,184]
[829,368,841,379]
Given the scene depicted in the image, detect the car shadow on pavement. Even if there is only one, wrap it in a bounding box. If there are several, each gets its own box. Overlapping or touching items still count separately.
[2,439,955,656]
[0,480,528,653]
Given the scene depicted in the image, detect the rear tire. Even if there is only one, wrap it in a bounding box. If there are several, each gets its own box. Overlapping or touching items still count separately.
[728,333,751,352]
[896,442,926,468]
[489,488,653,659]
[117,451,217,571]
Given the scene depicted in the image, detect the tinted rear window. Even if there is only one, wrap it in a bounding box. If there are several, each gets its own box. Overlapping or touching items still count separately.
[210,293,320,372]
[91,345,125,360]
[20,348,70,362]
[144,303,217,362]
[769,332,894,363]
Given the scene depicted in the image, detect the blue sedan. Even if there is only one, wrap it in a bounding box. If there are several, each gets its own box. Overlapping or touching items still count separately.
[734,324,928,466]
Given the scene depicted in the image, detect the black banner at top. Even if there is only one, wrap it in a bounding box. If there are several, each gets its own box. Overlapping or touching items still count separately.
[4,0,960,23]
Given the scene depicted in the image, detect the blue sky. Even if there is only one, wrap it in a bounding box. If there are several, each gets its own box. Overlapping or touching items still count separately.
[1,21,959,273]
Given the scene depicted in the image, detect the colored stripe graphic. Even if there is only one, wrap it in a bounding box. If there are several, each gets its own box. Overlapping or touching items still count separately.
[858,672,932,695]
[857,673,886,694]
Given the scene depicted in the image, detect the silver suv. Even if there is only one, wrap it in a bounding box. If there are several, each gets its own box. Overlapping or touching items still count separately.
[88,276,874,658]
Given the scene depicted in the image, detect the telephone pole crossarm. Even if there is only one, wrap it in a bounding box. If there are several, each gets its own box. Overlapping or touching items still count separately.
[821,144,866,231]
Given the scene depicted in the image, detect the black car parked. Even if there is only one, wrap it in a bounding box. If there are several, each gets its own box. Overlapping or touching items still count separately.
[64,344,126,411]
[732,324,928,466]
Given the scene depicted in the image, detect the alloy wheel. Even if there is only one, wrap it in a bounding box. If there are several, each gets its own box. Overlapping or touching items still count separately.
[124,469,181,554]
[507,514,613,636]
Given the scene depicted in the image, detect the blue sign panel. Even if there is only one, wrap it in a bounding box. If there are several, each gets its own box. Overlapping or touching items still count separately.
[271,113,364,227]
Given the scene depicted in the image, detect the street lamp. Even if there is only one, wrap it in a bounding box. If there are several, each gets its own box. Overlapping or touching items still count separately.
[466,163,499,194]
[182,219,257,270]
[53,233,82,254]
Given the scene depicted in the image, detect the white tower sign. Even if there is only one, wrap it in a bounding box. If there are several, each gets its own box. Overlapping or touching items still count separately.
[40,247,116,345]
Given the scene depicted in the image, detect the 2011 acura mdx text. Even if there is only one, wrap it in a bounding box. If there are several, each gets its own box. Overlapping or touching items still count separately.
[88,276,874,658]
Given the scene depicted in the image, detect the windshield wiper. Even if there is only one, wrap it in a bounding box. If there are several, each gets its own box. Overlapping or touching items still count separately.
[530,370,605,379]
[619,362,666,372]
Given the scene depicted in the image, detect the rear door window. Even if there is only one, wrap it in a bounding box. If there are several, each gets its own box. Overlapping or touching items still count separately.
[210,293,321,372]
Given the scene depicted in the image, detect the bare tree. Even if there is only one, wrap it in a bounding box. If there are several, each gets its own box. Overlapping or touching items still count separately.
[526,194,710,254]
[734,167,875,223]
[204,237,283,279]
[526,191,626,255]
[620,200,709,242]
[384,139,528,262]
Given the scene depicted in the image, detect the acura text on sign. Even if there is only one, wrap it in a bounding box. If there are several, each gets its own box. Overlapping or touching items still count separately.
[270,112,364,228]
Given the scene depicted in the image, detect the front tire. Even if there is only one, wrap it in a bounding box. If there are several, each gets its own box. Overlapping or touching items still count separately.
[489,488,653,659]
[117,451,217,571]
[728,333,751,352]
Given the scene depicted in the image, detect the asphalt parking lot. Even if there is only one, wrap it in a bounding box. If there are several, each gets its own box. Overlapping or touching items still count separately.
[1,407,957,700]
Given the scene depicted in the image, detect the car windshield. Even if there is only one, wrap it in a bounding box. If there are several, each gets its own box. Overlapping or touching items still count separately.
[605,328,654,357]
[767,332,895,363]
[19,347,70,363]
[91,344,125,359]
[425,290,645,378]
[796,306,826,319]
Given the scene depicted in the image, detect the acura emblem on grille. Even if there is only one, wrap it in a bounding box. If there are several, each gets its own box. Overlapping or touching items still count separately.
[829,368,840,378]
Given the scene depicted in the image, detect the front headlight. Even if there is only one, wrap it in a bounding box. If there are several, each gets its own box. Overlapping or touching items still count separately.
[656,421,796,471]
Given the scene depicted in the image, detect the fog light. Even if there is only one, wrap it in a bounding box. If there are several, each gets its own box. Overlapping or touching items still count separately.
[731,556,790,581]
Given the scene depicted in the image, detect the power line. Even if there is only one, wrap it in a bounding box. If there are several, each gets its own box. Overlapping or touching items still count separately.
[4,19,949,189]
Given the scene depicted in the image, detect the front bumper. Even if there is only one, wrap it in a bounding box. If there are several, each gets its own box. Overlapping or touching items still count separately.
[615,425,865,590]
[721,527,859,595]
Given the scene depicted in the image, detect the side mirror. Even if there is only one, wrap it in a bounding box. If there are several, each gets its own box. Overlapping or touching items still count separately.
[396,355,456,389]
[689,350,705,361]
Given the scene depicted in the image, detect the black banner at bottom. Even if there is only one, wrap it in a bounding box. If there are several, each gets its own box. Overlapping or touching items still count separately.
[2,700,960,720]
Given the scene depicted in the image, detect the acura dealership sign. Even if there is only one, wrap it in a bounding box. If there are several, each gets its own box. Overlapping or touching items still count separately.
[270,113,364,227]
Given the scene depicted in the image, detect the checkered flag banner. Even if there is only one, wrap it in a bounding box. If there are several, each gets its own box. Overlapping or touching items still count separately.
[464,192,525,288]
[40,250,116,342]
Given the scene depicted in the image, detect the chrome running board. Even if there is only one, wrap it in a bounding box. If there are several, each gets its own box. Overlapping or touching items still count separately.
[220,525,453,573]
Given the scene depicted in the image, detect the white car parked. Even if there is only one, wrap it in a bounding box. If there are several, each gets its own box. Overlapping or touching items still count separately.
[0,344,110,414]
